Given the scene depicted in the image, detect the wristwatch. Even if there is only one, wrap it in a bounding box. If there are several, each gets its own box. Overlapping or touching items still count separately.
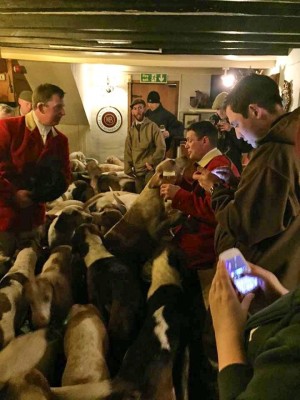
[209,182,223,195]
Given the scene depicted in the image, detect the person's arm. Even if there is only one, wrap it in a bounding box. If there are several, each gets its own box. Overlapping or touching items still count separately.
[213,261,293,400]
[0,120,19,203]
[166,115,184,139]
[124,131,134,175]
[218,319,300,400]
[215,165,296,247]
[149,126,166,168]
[209,260,253,371]
[171,185,214,221]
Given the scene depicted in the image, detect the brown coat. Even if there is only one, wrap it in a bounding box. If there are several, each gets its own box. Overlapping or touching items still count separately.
[212,107,300,288]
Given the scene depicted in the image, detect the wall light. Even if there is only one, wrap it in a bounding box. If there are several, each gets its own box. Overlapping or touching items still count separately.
[221,68,236,88]
[106,76,114,93]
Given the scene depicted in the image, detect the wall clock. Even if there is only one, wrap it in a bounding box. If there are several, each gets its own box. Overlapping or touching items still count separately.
[96,106,122,133]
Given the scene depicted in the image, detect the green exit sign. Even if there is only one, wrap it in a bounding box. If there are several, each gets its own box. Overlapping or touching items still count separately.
[140,73,168,83]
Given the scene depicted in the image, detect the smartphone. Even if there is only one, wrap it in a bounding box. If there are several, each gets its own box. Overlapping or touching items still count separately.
[219,248,260,295]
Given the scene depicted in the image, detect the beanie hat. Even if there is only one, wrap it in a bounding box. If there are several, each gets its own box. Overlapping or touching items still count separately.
[130,98,146,109]
[18,90,33,102]
[212,92,228,110]
[147,91,160,103]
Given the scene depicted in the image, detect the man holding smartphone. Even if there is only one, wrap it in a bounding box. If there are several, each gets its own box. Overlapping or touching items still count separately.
[197,74,300,289]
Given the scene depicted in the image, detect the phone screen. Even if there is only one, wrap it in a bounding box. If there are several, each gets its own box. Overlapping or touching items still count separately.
[225,254,259,295]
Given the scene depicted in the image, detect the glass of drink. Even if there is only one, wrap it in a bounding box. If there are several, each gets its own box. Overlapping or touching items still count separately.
[162,170,177,184]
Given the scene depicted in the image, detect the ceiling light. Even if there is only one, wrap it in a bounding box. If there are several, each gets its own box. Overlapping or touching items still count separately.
[221,68,236,88]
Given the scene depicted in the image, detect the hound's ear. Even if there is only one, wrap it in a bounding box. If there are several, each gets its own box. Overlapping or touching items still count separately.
[89,223,101,236]
[148,172,162,188]
[54,213,69,232]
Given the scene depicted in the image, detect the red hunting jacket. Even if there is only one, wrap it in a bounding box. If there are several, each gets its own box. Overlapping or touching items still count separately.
[172,149,239,270]
[0,111,71,232]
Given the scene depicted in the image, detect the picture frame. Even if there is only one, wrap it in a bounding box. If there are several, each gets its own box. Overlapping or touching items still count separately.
[183,113,201,129]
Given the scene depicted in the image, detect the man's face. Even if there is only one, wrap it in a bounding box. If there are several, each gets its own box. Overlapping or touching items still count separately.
[39,94,65,126]
[147,102,160,112]
[226,105,260,148]
[185,130,207,161]
[18,99,32,115]
[131,103,145,122]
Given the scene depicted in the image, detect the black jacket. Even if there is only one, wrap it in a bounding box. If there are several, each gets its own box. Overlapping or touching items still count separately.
[145,104,184,150]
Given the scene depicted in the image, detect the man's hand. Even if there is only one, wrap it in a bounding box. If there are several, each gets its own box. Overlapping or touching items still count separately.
[217,121,231,132]
[160,183,180,201]
[145,162,154,171]
[210,166,240,187]
[192,167,222,192]
[14,190,34,208]
[162,130,170,139]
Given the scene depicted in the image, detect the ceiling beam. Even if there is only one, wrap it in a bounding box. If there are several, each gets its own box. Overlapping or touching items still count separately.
[0,43,290,56]
[0,29,299,45]
[0,37,293,52]
[0,15,299,34]
[0,0,299,16]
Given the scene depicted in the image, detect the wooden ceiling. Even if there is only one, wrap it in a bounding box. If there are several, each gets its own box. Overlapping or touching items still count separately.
[0,0,299,57]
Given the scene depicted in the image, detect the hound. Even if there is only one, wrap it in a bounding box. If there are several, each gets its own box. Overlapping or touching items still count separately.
[62,304,109,386]
[24,246,73,328]
[0,247,37,348]
[72,223,143,374]
[48,205,92,249]
[104,158,188,265]
[106,245,186,400]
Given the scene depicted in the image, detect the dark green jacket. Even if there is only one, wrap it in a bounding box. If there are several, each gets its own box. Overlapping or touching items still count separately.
[218,287,300,399]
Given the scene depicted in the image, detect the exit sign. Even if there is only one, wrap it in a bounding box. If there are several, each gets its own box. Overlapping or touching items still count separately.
[140,73,168,83]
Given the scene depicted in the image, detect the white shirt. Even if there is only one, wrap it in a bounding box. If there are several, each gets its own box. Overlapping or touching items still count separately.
[197,147,223,168]
[32,111,55,144]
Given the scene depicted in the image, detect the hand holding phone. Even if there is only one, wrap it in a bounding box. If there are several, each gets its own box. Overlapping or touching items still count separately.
[219,248,261,295]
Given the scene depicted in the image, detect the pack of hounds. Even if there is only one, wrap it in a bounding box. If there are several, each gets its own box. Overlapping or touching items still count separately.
[0,154,201,400]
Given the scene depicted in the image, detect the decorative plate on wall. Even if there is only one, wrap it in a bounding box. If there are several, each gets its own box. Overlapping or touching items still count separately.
[96,106,122,133]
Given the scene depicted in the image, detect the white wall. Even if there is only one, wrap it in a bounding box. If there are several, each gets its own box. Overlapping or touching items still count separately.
[283,49,300,110]
[71,64,129,162]
[71,65,217,162]
[21,56,300,163]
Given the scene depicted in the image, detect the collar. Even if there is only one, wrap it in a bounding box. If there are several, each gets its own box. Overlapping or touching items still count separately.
[26,110,57,138]
[197,147,222,168]
[135,118,145,126]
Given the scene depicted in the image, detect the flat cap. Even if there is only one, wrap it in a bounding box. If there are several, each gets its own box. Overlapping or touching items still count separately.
[130,98,146,108]
[18,90,33,102]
